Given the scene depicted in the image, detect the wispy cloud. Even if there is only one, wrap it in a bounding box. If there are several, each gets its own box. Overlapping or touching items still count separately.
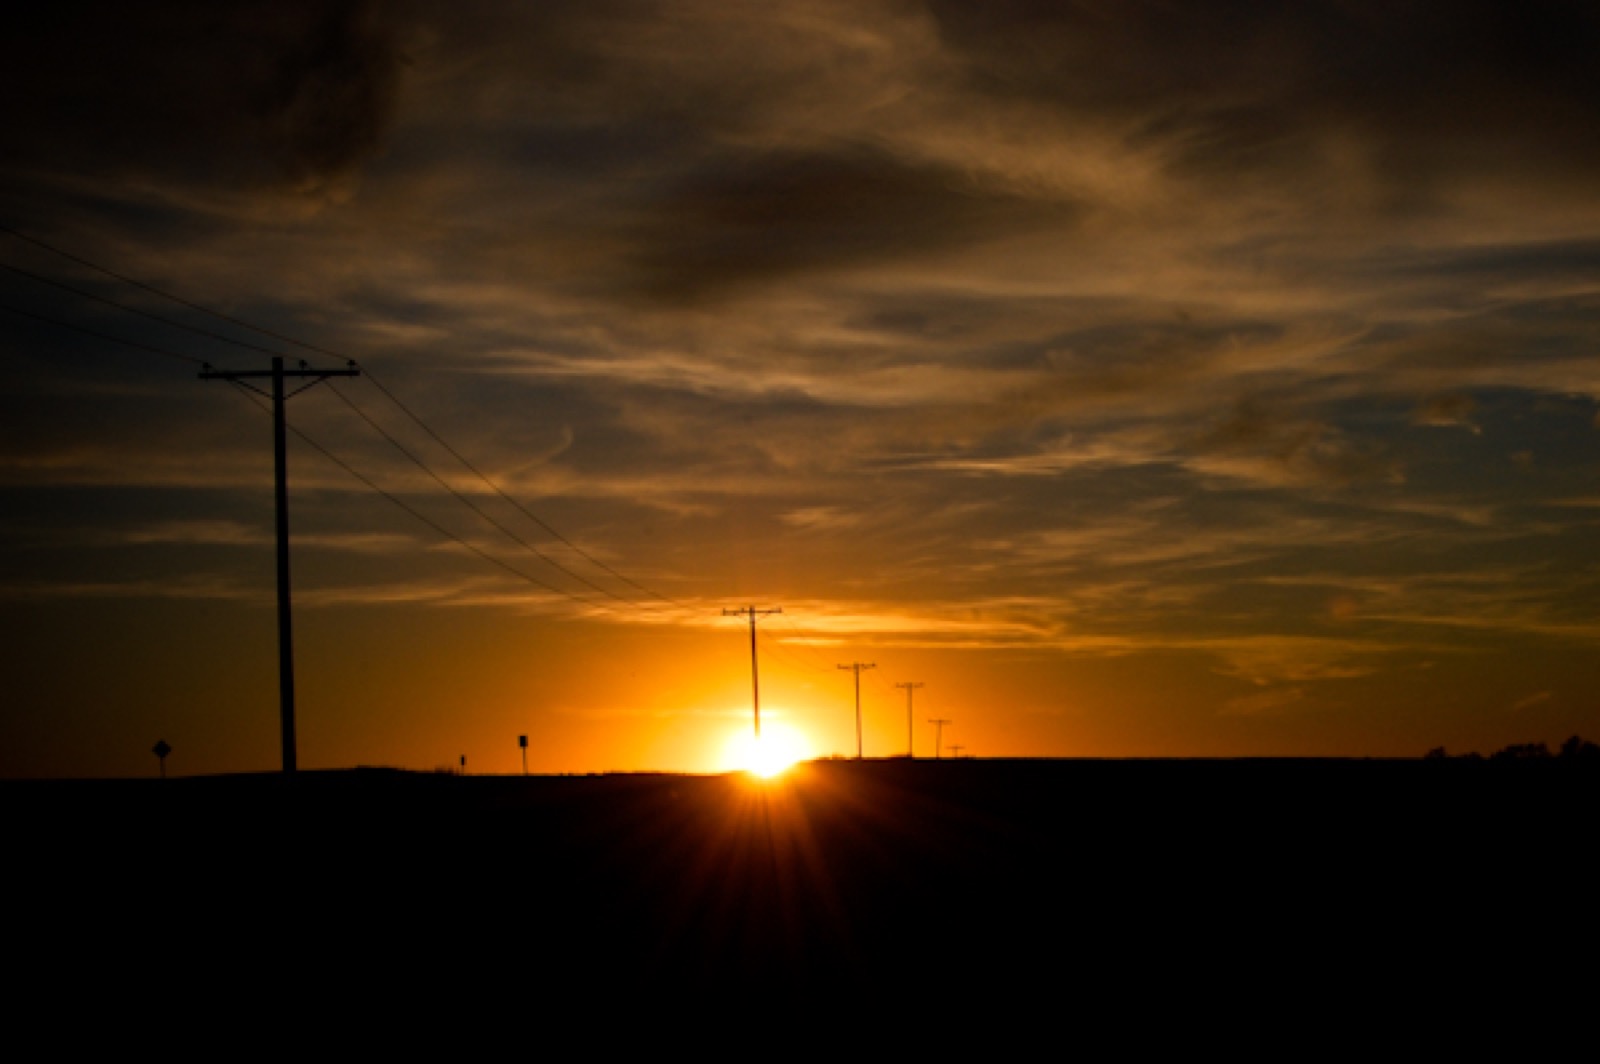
[1511,691,1554,713]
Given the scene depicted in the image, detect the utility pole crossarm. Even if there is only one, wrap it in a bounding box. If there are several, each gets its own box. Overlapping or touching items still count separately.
[199,360,361,382]
[201,360,361,401]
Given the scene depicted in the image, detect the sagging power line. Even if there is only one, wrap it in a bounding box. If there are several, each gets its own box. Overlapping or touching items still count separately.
[14,294,646,620]
[0,302,207,366]
[1,224,685,614]
[325,381,641,608]
[3,225,973,769]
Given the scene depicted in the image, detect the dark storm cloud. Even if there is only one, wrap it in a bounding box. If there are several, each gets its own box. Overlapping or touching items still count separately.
[924,0,1600,192]
[624,146,1081,302]
[0,0,410,201]
[1361,240,1600,289]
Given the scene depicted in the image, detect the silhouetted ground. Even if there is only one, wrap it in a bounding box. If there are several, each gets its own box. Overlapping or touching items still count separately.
[8,758,1593,1033]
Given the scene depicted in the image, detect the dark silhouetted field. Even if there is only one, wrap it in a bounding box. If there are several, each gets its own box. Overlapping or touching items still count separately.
[8,759,1592,1030]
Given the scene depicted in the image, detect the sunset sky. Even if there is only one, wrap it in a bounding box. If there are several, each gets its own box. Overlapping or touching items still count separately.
[4,1,1599,778]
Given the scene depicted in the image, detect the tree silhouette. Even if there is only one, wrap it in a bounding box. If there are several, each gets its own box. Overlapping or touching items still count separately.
[1489,742,1551,760]
[1425,736,1600,759]
[1558,735,1600,759]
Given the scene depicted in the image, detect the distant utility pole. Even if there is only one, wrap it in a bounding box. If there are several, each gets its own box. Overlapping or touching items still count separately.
[724,605,782,739]
[202,356,360,775]
[837,662,876,758]
[519,734,529,776]
[895,682,924,758]
[928,718,952,759]
[950,744,965,759]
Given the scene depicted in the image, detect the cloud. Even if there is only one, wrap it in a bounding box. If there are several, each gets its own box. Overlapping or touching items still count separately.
[118,520,270,548]
[922,2,1600,197]
[295,574,553,609]
[1511,690,1554,712]
[0,440,265,491]
[1413,394,1481,433]
[1183,399,1401,488]
[621,145,1082,304]
[780,506,863,532]
[0,575,260,603]
[0,1,411,208]
[1223,686,1308,717]
[1199,635,1391,686]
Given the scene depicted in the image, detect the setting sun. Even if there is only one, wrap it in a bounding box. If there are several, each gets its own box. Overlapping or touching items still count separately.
[721,720,813,778]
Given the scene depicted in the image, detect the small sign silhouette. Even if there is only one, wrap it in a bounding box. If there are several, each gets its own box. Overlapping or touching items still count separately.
[152,740,172,778]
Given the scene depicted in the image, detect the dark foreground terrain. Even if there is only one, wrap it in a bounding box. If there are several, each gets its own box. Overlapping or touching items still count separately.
[8,758,1594,1033]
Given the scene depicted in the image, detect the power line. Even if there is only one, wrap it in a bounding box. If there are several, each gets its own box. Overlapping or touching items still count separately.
[2,289,648,618]
[5,267,635,616]
[1,223,686,609]
[326,381,643,607]
[358,365,689,610]
[4,265,891,667]
[1,223,344,364]
[758,609,858,675]
[1,261,282,363]
[0,302,207,366]
[1,265,635,610]
[231,382,613,612]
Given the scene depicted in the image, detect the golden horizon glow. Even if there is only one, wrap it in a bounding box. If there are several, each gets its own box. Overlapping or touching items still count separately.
[720,718,813,778]
[10,6,1600,783]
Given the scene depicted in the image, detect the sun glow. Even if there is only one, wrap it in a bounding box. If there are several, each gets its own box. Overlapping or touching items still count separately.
[722,720,812,778]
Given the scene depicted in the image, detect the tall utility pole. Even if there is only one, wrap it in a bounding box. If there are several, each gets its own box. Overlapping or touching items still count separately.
[723,605,782,739]
[895,682,924,758]
[928,718,952,759]
[836,662,875,758]
[201,356,360,774]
